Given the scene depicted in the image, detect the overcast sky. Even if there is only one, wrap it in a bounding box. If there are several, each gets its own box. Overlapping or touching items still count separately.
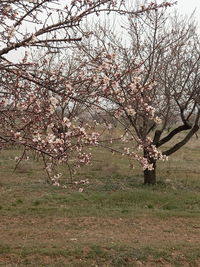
[168,0,199,32]
[5,0,200,62]
[176,0,200,23]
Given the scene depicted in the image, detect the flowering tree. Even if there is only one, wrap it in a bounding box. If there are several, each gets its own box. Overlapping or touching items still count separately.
[0,0,121,185]
[0,0,177,185]
[0,0,173,185]
[125,9,200,184]
[74,49,168,182]
[75,5,200,184]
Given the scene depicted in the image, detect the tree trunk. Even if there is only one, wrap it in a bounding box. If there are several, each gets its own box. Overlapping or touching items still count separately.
[143,147,157,185]
[144,161,156,185]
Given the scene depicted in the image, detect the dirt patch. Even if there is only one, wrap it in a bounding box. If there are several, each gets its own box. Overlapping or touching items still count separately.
[0,215,199,266]
[0,215,199,245]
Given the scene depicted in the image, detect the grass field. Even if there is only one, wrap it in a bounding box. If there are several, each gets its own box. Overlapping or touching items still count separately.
[0,133,200,266]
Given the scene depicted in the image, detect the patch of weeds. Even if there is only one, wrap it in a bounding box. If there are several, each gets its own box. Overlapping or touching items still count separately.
[185,247,200,267]
[111,246,172,264]
[109,247,147,266]
[88,244,106,258]
[173,255,186,267]
[16,199,23,204]
[100,181,122,192]
[144,245,200,267]
[151,248,171,261]
[131,248,148,261]
[33,200,41,206]
[111,256,133,266]
[146,204,154,209]
[121,209,129,214]
[0,244,10,254]
[162,204,178,210]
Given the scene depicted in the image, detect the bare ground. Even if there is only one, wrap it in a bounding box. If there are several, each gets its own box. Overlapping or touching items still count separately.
[0,215,200,266]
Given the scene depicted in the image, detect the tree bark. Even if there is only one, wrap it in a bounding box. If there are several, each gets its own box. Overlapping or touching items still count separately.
[143,148,157,185]
[144,161,156,185]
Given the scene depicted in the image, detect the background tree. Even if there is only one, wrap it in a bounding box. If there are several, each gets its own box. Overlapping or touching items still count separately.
[75,5,200,184]
[127,8,200,184]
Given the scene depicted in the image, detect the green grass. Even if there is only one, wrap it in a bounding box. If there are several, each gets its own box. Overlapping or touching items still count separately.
[0,173,199,218]
[0,133,200,266]
[0,243,199,266]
